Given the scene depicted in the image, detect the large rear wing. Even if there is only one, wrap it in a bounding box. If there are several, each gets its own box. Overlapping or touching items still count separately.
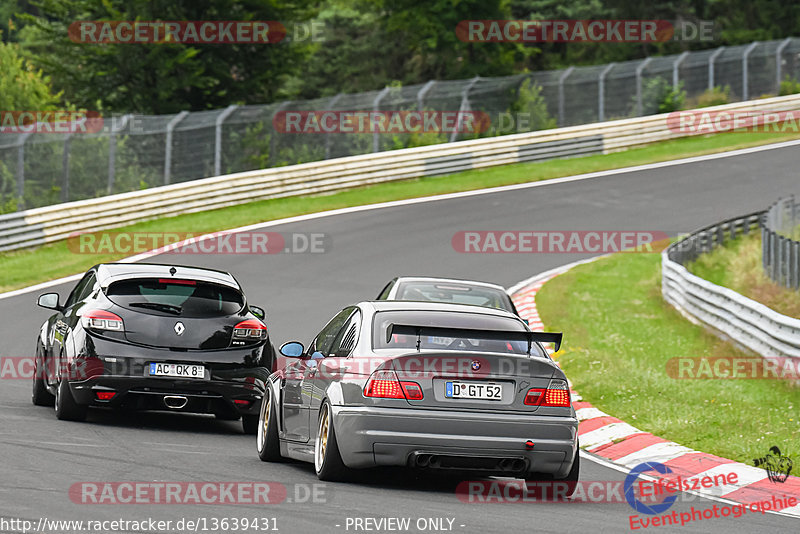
[387,323,562,354]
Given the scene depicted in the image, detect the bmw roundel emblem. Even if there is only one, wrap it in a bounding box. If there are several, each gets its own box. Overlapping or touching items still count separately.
[471,360,481,371]
[174,322,185,336]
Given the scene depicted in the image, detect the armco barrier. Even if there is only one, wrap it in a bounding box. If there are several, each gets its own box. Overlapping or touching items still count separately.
[4,93,800,252]
[662,212,800,362]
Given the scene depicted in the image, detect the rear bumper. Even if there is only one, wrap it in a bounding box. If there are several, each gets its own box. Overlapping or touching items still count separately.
[64,338,270,417]
[331,405,578,477]
[70,376,265,417]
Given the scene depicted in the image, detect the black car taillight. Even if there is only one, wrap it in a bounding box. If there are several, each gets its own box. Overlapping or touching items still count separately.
[81,310,124,331]
[233,319,267,340]
[524,379,571,407]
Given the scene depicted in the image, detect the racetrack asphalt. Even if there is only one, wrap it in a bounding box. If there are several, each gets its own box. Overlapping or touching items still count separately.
[1,143,799,533]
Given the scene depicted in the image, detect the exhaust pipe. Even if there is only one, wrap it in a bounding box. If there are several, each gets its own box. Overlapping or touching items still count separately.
[415,454,431,467]
[163,395,188,409]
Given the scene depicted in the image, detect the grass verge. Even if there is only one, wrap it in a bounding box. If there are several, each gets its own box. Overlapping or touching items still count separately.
[536,252,798,464]
[687,232,800,318]
[3,130,800,293]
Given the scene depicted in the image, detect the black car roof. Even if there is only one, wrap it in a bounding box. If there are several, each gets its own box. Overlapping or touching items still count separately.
[93,263,240,289]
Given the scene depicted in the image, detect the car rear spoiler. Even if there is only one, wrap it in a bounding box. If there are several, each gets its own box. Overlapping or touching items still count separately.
[387,324,562,354]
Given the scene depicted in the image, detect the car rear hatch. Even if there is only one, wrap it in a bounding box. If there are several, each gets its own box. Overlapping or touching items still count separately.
[103,277,260,350]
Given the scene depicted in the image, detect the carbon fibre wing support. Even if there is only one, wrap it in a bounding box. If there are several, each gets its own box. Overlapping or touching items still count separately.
[387,324,562,353]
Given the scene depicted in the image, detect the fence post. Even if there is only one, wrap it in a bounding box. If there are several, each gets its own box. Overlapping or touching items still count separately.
[557,66,574,127]
[164,111,189,185]
[372,87,391,152]
[598,63,615,122]
[324,94,343,160]
[268,101,292,167]
[741,42,759,101]
[214,105,238,176]
[672,51,689,90]
[776,37,793,93]
[107,114,132,195]
[635,58,653,116]
[13,133,31,210]
[450,76,481,143]
[417,80,436,111]
[61,135,72,203]
[708,46,726,91]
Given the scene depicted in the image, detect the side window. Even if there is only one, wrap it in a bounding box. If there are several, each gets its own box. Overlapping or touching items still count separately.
[377,280,395,300]
[312,307,355,356]
[64,272,96,309]
[330,310,362,357]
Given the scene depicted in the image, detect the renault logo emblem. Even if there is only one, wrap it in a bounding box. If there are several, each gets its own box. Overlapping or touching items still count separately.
[174,322,185,336]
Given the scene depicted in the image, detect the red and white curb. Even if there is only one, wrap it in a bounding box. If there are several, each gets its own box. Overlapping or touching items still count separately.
[509,261,800,518]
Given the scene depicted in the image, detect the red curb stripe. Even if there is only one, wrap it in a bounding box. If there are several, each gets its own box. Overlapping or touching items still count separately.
[579,416,625,434]
[588,433,652,455]
[596,433,669,460]
[722,476,800,508]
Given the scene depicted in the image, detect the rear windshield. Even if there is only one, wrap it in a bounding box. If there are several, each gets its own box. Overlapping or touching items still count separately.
[106,278,244,318]
[372,310,540,356]
[394,282,514,313]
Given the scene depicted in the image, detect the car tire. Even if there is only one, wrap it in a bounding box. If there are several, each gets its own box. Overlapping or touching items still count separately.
[55,377,87,422]
[32,351,55,407]
[257,391,283,462]
[242,414,259,435]
[314,401,350,481]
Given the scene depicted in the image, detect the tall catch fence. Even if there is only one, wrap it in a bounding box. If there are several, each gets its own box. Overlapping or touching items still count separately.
[2,37,800,211]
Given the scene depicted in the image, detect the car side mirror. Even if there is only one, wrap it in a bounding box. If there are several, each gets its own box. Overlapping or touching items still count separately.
[37,293,61,311]
[279,341,305,358]
[311,351,325,360]
[250,305,266,320]
[523,318,529,325]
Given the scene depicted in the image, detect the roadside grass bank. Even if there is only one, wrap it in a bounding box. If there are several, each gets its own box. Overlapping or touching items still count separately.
[535,252,798,464]
[3,130,800,293]
[687,232,800,318]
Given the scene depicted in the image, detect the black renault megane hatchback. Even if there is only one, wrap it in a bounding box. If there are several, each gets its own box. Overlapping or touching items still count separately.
[32,263,274,434]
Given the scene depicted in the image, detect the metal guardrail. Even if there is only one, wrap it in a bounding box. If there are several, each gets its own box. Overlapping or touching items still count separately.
[3,93,800,252]
[662,211,800,361]
[763,196,800,289]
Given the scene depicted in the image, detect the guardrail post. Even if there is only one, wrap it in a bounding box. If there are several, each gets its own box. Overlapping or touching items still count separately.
[635,58,653,116]
[214,105,238,176]
[107,114,132,195]
[672,51,689,91]
[776,38,793,93]
[61,135,72,203]
[793,241,799,289]
[598,63,615,122]
[164,111,189,185]
[708,46,726,91]
[450,76,481,143]
[417,80,436,112]
[557,67,574,127]
[742,42,759,101]
[372,87,391,152]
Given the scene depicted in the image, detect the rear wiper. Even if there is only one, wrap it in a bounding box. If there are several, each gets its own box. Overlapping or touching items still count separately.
[129,302,182,315]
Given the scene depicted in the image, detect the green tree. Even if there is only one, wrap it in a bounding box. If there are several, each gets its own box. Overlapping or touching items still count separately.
[19,0,315,113]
